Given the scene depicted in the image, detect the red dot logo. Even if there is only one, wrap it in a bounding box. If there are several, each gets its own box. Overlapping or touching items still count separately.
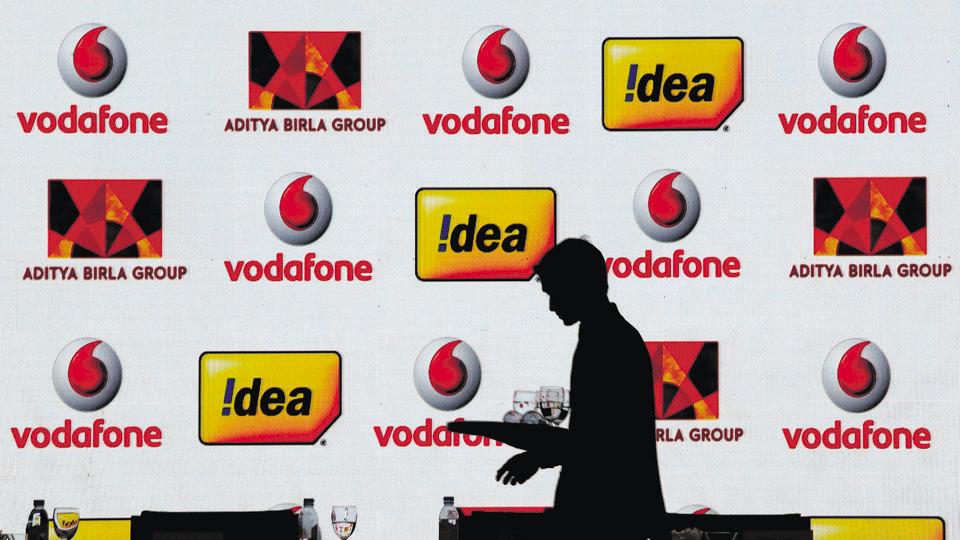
[264,173,333,245]
[462,26,529,98]
[822,339,890,412]
[633,169,700,242]
[58,24,127,97]
[818,24,885,97]
[52,338,122,411]
[414,338,481,410]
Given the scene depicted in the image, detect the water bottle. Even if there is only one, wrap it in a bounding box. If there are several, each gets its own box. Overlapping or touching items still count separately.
[439,496,459,540]
[26,499,49,540]
[299,498,320,540]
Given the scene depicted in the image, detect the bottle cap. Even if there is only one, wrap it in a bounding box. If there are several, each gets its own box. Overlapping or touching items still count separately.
[33,500,44,507]
[443,496,455,504]
[304,498,314,506]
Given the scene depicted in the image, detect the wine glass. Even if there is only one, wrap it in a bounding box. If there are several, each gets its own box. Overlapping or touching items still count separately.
[537,386,569,426]
[52,508,79,540]
[331,505,357,539]
[503,390,538,422]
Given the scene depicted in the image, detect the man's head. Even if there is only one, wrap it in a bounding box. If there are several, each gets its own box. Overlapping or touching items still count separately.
[533,238,609,325]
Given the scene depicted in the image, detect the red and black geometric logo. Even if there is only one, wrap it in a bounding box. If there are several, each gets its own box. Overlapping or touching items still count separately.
[249,32,360,110]
[814,177,926,256]
[48,179,162,258]
[648,341,718,420]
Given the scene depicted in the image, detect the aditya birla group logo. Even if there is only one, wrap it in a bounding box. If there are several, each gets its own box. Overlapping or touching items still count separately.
[225,31,386,133]
[264,172,333,246]
[633,169,700,242]
[781,339,931,451]
[23,179,186,283]
[790,177,950,280]
[52,338,122,411]
[249,31,360,110]
[222,173,373,283]
[9,338,163,449]
[462,26,529,98]
[818,24,886,98]
[651,341,744,444]
[58,24,127,97]
[413,338,481,411]
[821,339,889,413]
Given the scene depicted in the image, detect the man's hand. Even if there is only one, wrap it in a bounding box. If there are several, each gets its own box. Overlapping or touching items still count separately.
[496,451,540,485]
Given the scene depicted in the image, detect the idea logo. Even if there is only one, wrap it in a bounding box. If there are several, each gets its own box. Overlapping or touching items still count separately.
[818,24,885,98]
[199,351,342,445]
[413,338,481,411]
[58,24,127,97]
[415,188,555,280]
[602,37,743,130]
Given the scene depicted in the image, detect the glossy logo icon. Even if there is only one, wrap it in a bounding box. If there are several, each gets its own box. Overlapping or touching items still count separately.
[462,26,529,98]
[58,24,127,97]
[265,173,333,245]
[416,188,555,280]
[818,24,886,97]
[249,31,361,109]
[49,179,162,258]
[676,505,718,515]
[414,338,481,410]
[633,170,700,242]
[52,338,122,411]
[199,351,342,445]
[603,37,743,130]
[649,341,718,420]
[822,339,890,413]
[814,177,926,256]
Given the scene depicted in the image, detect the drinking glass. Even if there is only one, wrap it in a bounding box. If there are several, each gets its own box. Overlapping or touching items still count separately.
[331,505,357,539]
[53,508,79,540]
[537,386,569,425]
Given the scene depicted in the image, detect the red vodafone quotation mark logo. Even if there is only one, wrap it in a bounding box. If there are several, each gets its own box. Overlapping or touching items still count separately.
[413,338,482,410]
[52,338,122,411]
[264,172,333,245]
[821,339,890,412]
[58,24,127,97]
[633,169,701,242]
[462,26,529,98]
[818,23,886,97]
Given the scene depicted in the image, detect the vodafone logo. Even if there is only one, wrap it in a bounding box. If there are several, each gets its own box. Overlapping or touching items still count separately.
[58,24,127,97]
[818,24,885,97]
[462,26,529,98]
[52,338,122,412]
[413,338,481,410]
[633,169,701,242]
[264,173,333,245]
[821,338,890,413]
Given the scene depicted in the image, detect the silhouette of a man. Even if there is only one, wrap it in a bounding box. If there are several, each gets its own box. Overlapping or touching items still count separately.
[496,238,666,538]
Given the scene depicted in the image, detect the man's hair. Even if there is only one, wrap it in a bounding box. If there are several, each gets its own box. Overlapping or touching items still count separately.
[533,237,608,295]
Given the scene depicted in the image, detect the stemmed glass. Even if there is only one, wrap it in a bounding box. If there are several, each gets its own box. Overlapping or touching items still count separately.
[331,505,357,539]
[52,508,79,540]
[537,386,570,426]
[503,390,539,423]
